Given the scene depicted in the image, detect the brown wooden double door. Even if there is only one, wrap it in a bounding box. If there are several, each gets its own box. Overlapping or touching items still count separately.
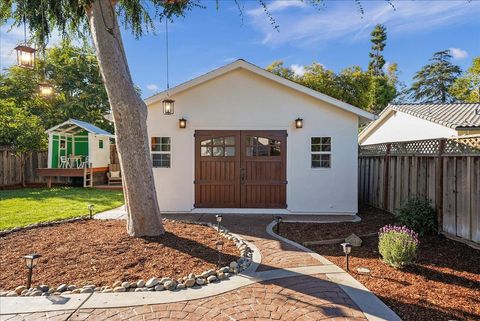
[195,130,287,208]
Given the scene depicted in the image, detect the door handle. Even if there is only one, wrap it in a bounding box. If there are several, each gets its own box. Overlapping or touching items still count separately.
[240,168,245,184]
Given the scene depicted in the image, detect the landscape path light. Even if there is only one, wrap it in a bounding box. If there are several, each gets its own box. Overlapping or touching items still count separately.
[215,240,224,268]
[215,214,223,232]
[88,204,95,219]
[24,253,41,289]
[275,216,282,234]
[341,242,352,272]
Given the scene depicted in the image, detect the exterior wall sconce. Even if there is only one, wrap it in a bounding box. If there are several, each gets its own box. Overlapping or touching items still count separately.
[15,45,36,69]
[162,98,175,115]
[295,118,303,129]
[179,118,187,129]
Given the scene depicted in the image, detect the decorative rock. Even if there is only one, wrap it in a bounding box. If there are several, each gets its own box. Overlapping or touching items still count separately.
[134,288,143,292]
[164,280,176,290]
[21,289,29,296]
[102,289,113,293]
[159,277,171,284]
[112,281,122,288]
[217,272,226,280]
[207,275,217,283]
[219,267,229,273]
[229,261,238,269]
[15,286,26,295]
[357,267,371,274]
[113,286,126,292]
[41,293,49,296]
[176,284,186,290]
[136,280,145,288]
[195,278,205,286]
[184,278,196,288]
[38,285,49,292]
[84,284,96,289]
[121,281,130,289]
[345,233,362,247]
[31,290,42,296]
[129,282,137,288]
[200,271,210,278]
[154,284,165,291]
[67,285,77,291]
[188,273,195,279]
[53,292,62,296]
[48,288,55,294]
[146,277,159,288]
[63,291,73,295]
[6,291,17,297]
[80,288,93,294]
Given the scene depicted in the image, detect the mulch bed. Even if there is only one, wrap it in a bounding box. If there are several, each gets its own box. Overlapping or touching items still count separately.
[280,206,395,243]
[0,220,239,290]
[280,206,480,321]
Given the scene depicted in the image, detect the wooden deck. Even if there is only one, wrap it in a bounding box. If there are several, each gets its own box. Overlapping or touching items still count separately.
[36,167,108,187]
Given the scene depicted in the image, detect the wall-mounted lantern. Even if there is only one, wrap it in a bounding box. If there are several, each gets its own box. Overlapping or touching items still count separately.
[15,45,36,69]
[162,98,175,115]
[295,118,303,129]
[179,118,187,129]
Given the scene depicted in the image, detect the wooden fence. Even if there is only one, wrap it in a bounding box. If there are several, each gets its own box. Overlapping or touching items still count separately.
[0,147,64,187]
[359,136,480,246]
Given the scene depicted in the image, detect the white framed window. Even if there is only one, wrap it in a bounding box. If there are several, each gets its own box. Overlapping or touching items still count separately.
[311,137,331,168]
[151,137,171,168]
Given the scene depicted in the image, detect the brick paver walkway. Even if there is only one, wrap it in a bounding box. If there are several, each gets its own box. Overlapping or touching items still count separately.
[1,214,369,321]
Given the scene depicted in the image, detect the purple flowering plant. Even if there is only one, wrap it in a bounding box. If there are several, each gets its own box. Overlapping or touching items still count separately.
[379,225,419,245]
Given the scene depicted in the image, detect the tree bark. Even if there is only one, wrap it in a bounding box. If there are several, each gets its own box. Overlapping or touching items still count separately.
[87,0,164,236]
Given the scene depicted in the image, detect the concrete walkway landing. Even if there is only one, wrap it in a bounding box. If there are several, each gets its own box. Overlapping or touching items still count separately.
[0,211,401,321]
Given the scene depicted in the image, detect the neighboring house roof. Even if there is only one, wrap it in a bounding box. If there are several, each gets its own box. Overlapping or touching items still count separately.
[145,59,375,122]
[46,119,114,137]
[359,103,480,143]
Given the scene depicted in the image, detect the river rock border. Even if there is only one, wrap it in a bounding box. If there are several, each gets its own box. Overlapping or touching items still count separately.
[0,218,253,297]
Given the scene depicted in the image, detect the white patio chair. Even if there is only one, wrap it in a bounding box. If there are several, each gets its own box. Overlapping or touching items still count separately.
[79,156,89,169]
[59,156,70,168]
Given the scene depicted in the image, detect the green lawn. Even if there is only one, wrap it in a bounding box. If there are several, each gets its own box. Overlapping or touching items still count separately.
[0,187,124,230]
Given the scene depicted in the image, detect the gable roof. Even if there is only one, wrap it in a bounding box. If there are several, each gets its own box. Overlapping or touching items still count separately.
[359,103,480,143]
[145,59,375,121]
[46,119,114,137]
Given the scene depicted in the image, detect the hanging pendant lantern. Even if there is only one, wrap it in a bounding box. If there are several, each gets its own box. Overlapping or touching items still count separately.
[39,82,54,97]
[163,98,175,115]
[15,45,36,68]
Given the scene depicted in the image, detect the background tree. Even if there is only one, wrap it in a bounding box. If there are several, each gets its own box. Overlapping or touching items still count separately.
[0,100,47,187]
[450,56,480,103]
[408,50,462,103]
[0,40,112,132]
[1,0,399,237]
[368,24,387,76]
[266,61,295,81]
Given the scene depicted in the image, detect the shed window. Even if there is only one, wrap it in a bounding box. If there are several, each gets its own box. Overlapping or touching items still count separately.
[200,136,236,157]
[98,140,104,149]
[151,137,171,168]
[311,137,331,168]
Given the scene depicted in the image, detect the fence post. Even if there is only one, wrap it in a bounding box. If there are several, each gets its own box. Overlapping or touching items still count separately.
[436,139,446,234]
[383,143,391,210]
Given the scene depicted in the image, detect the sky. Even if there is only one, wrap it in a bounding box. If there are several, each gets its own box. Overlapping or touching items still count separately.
[1,0,479,98]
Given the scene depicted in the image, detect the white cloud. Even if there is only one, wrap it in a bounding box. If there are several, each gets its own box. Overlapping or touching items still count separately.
[146,84,160,91]
[246,1,480,47]
[449,48,468,60]
[291,64,305,76]
[247,0,307,17]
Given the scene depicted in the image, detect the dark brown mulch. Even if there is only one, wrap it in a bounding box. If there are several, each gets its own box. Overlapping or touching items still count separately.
[280,205,395,243]
[0,220,239,290]
[280,206,480,321]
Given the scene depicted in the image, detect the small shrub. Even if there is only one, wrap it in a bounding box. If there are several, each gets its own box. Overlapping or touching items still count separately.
[378,225,419,269]
[395,197,436,236]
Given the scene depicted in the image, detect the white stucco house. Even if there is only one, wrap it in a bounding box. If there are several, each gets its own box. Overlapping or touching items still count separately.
[359,103,480,145]
[145,59,375,214]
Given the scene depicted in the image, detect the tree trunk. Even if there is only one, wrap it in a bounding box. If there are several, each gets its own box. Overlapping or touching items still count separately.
[87,0,164,236]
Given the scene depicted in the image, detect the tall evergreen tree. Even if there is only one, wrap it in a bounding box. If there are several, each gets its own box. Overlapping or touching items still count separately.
[409,50,462,103]
[368,24,387,76]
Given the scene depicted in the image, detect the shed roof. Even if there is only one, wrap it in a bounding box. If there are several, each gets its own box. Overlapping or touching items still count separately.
[145,59,375,122]
[359,103,480,143]
[46,119,114,137]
